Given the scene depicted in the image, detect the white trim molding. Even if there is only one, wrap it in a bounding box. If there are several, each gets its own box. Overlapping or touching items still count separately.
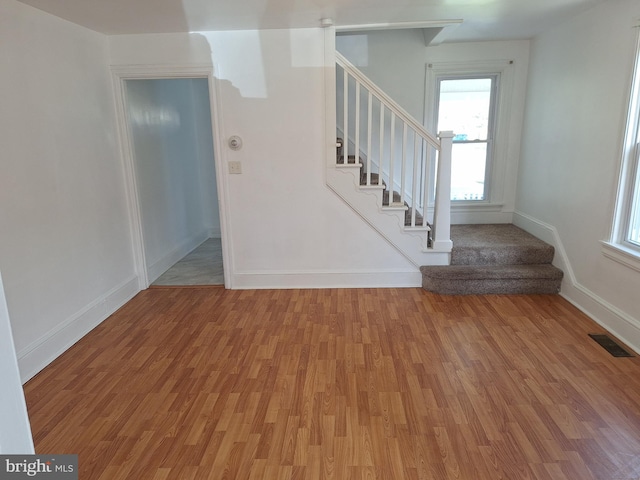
[231,269,422,289]
[450,203,512,225]
[0,271,34,453]
[18,276,139,383]
[110,63,233,289]
[601,241,640,273]
[335,20,463,33]
[336,20,463,47]
[608,26,640,265]
[514,211,640,355]
[424,60,517,214]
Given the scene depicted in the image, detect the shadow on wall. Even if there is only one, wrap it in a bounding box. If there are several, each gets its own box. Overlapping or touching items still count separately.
[106,3,424,276]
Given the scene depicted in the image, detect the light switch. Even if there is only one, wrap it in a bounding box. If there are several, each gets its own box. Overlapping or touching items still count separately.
[228,161,242,174]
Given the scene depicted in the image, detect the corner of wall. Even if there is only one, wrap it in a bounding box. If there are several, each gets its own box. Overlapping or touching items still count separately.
[17,276,140,383]
[513,210,640,354]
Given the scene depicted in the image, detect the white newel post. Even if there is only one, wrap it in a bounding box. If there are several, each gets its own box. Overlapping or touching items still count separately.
[432,131,454,252]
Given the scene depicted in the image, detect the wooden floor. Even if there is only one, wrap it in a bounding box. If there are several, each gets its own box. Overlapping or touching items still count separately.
[24,288,640,479]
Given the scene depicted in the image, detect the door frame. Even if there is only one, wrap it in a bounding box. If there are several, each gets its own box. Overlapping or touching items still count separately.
[111,64,232,289]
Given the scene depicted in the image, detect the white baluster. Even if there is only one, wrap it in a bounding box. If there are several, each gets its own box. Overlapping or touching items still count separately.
[422,141,431,217]
[335,53,449,243]
[389,113,395,205]
[355,82,360,169]
[343,70,348,165]
[379,103,385,186]
[367,92,373,186]
[400,122,407,207]
[411,133,419,227]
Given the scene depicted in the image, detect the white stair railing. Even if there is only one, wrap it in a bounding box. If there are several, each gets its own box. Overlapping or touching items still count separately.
[336,52,452,249]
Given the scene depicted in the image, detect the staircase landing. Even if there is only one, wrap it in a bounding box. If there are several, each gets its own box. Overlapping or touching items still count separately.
[421,224,563,295]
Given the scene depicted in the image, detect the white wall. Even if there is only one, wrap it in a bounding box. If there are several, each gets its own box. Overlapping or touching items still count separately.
[337,30,428,120]
[0,272,34,454]
[125,78,219,282]
[110,29,420,288]
[0,0,138,380]
[337,32,530,223]
[516,0,640,351]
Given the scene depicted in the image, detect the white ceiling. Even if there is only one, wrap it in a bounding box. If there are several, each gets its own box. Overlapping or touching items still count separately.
[17,0,606,42]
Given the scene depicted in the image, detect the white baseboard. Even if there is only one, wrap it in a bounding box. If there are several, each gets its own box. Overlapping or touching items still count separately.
[512,211,574,278]
[560,282,640,355]
[451,210,513,225]
[231,269,423,289]
[18,276,140,383]
[147,231,210,283]
[513,211,640,354]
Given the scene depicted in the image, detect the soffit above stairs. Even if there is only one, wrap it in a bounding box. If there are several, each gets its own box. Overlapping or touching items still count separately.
[335,20,463,47]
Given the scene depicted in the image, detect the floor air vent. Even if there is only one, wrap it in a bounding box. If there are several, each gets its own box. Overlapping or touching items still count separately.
[588,334,633,357]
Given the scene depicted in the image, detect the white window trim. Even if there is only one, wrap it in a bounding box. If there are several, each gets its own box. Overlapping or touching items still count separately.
[606,24,640,272]
[601,241,640,273]
[424,60,515,208]
[435,74,499,202]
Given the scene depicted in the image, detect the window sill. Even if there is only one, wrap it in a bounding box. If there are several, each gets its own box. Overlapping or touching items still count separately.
[601,241,640,273]
[451,202,505,212]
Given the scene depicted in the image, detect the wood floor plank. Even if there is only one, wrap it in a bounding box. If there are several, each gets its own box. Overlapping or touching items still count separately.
[23,288,640,479]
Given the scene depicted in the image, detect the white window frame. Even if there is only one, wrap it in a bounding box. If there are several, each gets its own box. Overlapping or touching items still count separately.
[434,74,499,202]
[424,60,515,210]
[603,25,640,273]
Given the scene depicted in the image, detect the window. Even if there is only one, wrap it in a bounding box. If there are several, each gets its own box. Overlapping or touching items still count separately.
[425,60,514,209]
[629,160,640,247]
[609,28,640,261]
[435,76,498,201]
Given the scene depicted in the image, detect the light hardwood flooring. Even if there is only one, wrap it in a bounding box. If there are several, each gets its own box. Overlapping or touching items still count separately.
[153,238,224,286]
[24,288,640,479]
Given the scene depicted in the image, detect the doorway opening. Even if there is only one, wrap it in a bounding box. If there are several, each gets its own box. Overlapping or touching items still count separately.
[122,77,225,287]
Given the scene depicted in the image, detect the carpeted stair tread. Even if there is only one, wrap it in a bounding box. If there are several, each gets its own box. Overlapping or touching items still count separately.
[380,190,425,226]
[360,172,385,187]
[451,224,555,265]
[420,264,563,295]
[334,138,426,228]
[404,208,425,227]
[382,190,402,205]
[420,264,563,280]
[421,223,564,295]
[336,154,360,165]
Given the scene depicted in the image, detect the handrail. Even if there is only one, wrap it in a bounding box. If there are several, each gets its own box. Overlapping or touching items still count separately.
[335,52,453,249]
[336,52,441,149]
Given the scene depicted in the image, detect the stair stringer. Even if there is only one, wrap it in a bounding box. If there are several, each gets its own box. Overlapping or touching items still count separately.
[327,165,451,268]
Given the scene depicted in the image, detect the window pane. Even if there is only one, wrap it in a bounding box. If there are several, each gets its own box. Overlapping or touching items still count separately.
[616,31,640,254]
[451,143,486,201]
[438,78,492,141]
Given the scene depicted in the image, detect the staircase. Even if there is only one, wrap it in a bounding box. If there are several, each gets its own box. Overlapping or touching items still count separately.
[331,52,564,294]
[420,224,564,294]
[329,52,454,268]
[336,142,427,231]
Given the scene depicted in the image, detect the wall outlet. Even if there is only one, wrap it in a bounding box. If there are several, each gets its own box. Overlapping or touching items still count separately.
[228,161,242,174]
